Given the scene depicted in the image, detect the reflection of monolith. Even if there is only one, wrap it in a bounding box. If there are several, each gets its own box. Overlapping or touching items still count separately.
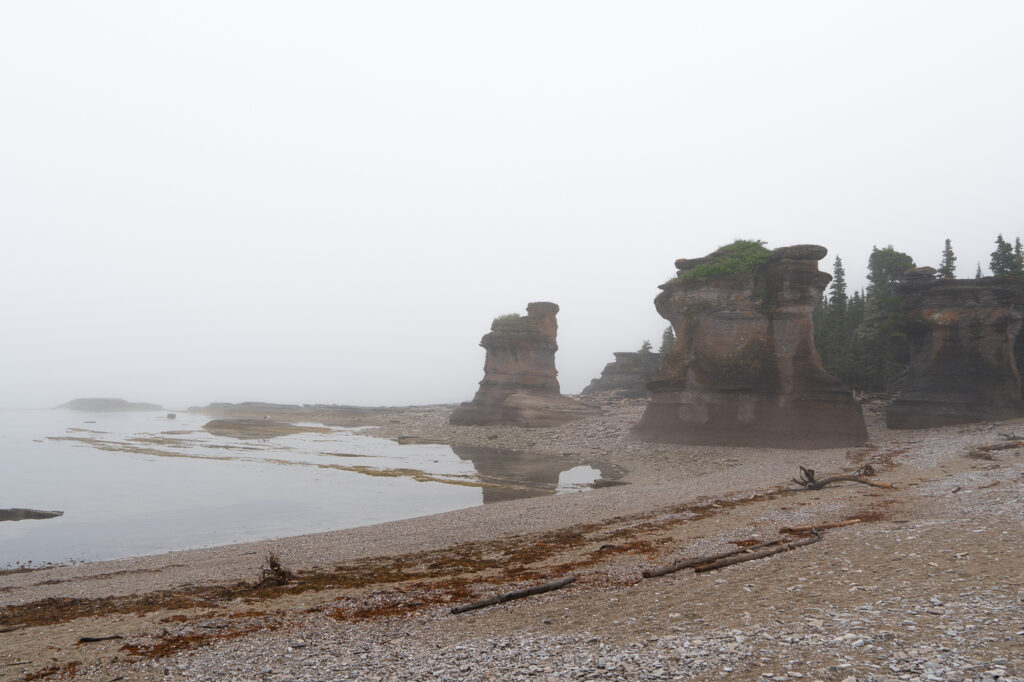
[449,446,613,503]
[886,271,1024,429]
[450,302,598,427]
[632,244,867,448]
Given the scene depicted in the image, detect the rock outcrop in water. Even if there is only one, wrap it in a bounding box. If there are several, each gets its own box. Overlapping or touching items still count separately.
[632,243,867,448]
[203,419,331,439]
[582,351,661,397]
[0,508,63,522]
[59,398,163,412]
[450,302,598,427]
[886,271,1024,429]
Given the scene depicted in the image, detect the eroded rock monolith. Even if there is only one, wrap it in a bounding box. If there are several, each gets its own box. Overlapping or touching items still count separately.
[886,272,1024,429]
[450,302,598,427]
[582,351,661,397]
[632,243,867,448]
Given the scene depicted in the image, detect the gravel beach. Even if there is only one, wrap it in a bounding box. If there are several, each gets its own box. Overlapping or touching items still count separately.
[1,396,1022,681]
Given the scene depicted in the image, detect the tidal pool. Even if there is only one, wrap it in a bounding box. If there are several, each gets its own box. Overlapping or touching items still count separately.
[0,408,622,568]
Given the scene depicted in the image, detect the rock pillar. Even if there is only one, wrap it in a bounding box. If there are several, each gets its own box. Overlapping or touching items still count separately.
[450,302,598,427]
[632,244,867,448]
[886,273,1024,429]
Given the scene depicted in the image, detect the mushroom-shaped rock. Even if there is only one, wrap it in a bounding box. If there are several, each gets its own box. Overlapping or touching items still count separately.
[632,242,867,448]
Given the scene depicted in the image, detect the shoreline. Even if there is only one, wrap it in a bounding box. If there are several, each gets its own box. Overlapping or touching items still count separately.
[2,397,1023,680]
[0,396,863,599]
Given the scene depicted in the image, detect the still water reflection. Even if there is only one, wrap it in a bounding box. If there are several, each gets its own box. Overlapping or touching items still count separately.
[0,409,623,568]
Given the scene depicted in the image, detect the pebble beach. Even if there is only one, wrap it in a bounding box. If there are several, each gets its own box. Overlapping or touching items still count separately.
[1,396,1022,681]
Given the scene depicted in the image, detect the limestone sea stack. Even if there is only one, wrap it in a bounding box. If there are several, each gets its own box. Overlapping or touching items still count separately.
[450,302,599,427]
[582,351,662,397]
[886,271,1024,429]
[632,242,867,448]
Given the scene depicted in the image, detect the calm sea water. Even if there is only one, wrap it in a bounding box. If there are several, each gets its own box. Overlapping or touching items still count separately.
[0,409,609,569]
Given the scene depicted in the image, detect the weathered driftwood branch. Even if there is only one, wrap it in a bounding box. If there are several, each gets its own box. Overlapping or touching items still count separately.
[969,440,1023,459]
[792,466,893,490]
[779,518,862,534]
[693,533,822,573]
[642,539,783,579]
[450,576,576,614]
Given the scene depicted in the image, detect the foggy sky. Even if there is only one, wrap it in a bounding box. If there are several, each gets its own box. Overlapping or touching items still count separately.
[2,2,1023,409]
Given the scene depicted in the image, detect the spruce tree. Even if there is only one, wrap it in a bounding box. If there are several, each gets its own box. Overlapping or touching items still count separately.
[938,239,957,279]
[814,256,852,385]
[855,246,915,393]
[990,234,1015,276]
[867,245,915,296]
[976,263,983,279]
[829,256,848,311]
[658,326,675,357]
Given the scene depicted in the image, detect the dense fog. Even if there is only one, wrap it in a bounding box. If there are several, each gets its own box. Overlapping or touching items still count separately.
[2,2,1023,409]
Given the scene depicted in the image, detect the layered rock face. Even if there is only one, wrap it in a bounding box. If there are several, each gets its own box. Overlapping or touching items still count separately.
[886,273,1024,429]
[632,244,867,448]
[450,302,598,427]
[582,351,661,397]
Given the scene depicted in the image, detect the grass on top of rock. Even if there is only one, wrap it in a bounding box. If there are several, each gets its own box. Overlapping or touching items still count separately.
[491,313,530,332]
[670,239,772,284]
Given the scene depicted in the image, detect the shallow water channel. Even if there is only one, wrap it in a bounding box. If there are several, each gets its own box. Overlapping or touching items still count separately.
[0,409,622,568]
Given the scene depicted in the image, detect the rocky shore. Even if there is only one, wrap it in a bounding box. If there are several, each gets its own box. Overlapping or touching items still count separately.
[1,395,1022,681]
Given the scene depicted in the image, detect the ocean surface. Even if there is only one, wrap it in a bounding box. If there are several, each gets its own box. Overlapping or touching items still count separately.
[0,409,615,569]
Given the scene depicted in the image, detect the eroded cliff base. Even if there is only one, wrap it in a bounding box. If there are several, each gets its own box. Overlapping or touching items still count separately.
[632,389,868,449]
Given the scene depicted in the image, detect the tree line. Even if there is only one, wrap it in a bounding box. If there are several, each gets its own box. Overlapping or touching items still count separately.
[813,234,1024,393]
[628,235,1021,395]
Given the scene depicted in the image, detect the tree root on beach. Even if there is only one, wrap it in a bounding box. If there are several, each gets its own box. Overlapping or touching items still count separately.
[450,576,576,614]
[252,553,294,588]
[792,466,894,490]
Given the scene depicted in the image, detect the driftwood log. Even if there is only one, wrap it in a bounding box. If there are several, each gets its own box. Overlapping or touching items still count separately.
[693,533,822,573]
[779,518,862,534]
[451,576,576,614]
[77,635,124,643]
[642,539,784,578]
[792,466,893,490]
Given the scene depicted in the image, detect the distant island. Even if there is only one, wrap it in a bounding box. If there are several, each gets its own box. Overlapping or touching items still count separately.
[58,398,164,412]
